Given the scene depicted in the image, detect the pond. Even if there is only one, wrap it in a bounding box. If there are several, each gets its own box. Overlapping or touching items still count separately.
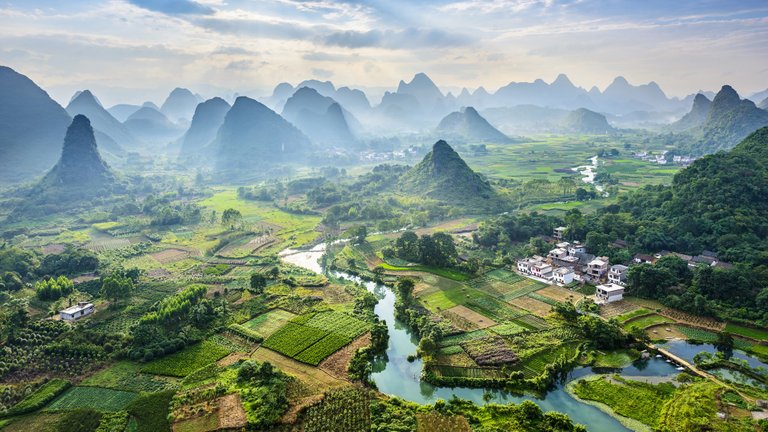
[282,246,682,431]
[658,339,768,370]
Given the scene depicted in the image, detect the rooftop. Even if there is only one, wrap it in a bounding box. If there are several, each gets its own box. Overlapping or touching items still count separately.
[60,302,93,315]
[596,283,625,293]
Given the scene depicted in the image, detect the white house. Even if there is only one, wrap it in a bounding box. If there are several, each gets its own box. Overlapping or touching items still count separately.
[586,257,609,279]
[553,227,567,240]
[547,247,568,260]
[568,242,587,256]
[60,302,94,321]
[531,263,553,279]
[607,264,629,286]
[595,283,625,303]
[552,267,575,285]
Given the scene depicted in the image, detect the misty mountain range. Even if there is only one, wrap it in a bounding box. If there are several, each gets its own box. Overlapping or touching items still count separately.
[1,64,767,184]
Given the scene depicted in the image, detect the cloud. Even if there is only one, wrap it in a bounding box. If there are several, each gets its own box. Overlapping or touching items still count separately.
[302,51,358,61]
[194,17,317,40]
[312,67,334,78]
[126,0,215,15]
[226,60,254,70]
[323,27,472,49]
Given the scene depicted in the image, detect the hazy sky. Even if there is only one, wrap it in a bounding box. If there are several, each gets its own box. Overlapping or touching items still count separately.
[1,0,767,106]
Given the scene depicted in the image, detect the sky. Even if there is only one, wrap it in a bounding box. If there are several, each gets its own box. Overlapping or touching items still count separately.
[1,0,767,106]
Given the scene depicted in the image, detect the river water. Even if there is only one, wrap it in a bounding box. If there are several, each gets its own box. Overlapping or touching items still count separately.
[573,155,605,194]
[280,245,682,431]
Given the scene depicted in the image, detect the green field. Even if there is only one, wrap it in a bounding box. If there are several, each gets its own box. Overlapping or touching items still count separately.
[263,322,331,358]
[378,262,472,281]
[622,314,674,330]
[46,386,138,412]
[419,284,526,322]
[141,340,231,377]
[241,309,297,338]
[81,361,177,393]
[724,323,768,341]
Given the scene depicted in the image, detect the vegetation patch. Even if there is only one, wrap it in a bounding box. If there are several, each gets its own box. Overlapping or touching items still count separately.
[622,314,674,330]
[241,309,297,338]
[141,340,232,377]
[81,362,176,393]
[1,379,71,417]
[45,387,138,412]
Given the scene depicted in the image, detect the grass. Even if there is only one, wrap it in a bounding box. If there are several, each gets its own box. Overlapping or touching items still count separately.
[81,361,177,393]
[572,375,676,428]
[592,349,639,368]
[622,314,674,330]
[141,340,231,377]
[378,262,472,281]
[615,308,652,323]
[241,309,297,338]
[45,387,138,412]
[724,323,768,341]
[126,391,174,432]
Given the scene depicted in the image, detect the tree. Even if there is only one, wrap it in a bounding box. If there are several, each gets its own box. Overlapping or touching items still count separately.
[714,332,734,359]
[221,208,243,230]
[101,274,133,304]
[396,278,415,303]
[250,273,267,293]
[348,225,367,244]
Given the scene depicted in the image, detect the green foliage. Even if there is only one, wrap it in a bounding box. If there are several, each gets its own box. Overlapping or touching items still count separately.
[140,284,207,325]
[55,409,101,432]
[393,231,459,268]
[572,375,676,427]
[302,387,371,432]
[1,379,71,417]
[140,340,231,377]
[126,391,174,432]
[34,275,74,301]
[221,208,243,230]
[45,387,138,412]
[100,273,133,303]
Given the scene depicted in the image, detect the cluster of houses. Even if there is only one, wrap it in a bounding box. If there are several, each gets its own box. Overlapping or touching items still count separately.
[515,227,732,304]
[633,150,695,166]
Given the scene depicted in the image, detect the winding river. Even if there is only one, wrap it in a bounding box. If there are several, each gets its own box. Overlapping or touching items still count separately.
[280,245,683,431]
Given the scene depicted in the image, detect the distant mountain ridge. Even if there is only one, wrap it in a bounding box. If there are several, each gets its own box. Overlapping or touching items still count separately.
[66,90,136,153]
[0,66,72,183]
[562,108,614,134]
[436,107,512,143]
[282,87,358,147]
[179,97,231,161]
[213,96,312,173]
[678,85,768,154]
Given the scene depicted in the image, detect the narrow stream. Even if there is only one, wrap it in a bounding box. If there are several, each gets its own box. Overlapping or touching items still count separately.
[281,245,682,431]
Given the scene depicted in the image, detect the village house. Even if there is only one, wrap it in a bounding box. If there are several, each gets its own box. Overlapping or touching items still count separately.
[608,264,629,286]
[547,247,569,261]
[595,283,625,304]
[586,257,609,279]
[634,253,655,264]
[552,267,575,285]
[60,302,94,321]
[568,241,587,257]
[517,255,545,274]
[553,226,567,240]
[530,262,553,279]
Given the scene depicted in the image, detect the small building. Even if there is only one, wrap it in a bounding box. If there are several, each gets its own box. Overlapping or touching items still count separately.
[517,256,544,274]
[553,227,567,240]
[595,283,625,303]
[60,302,94,321]
[547,247,569,260]
[552,267,575,285]
[531,263,553,279]
[608,264,629,286]
[555,255,581,268]
[568,242,587,257]
[586,257,609,279]
[634,253,655,264]
[693,255,717,266]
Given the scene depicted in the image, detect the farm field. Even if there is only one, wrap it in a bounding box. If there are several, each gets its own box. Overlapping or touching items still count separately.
[251,348,347,395]
[241,309,297,338]
[81,361,178,393]
[509,295,553,317]
[263,312,368,365]
[46,386,138,412]
[724,323,768,341]
[141,340,232,377]
[443,305,497,330]
[622,314,674,330]
[535,285,585,304]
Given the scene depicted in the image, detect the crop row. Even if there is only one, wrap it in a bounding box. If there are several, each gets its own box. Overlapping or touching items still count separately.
[45,386,138,412]
[294,334,351,366]
[262,323,329,357]
[299,312,369,340]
